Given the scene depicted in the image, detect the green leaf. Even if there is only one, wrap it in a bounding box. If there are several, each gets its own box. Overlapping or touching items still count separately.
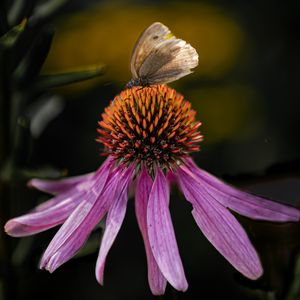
[26,95,64,138]
[0,1,9,35]
[34,65,105,90]
[20,165,68,180]
[29,0,70,26]
[0,19,27,48]
[8,0,37,26]
[14,28,54,85]
[0,160,68,183]
[0,19,41,74]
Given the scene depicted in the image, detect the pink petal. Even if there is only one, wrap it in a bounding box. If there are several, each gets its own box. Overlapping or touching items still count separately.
[95,187,129,285]
[178,170,263,279]
[4,189,84,237]
[39,159,119,272]
[182,158,300,222]
[135,167,167,295]
[147,169,188,291]
[32,178,94,213]
[28,172,95,195]
[4,161,114,237]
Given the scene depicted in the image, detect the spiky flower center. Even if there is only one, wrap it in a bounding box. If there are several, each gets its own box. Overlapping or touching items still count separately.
[97,85,203,170]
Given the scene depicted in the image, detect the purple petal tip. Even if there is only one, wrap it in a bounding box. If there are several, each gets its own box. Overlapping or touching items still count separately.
[40,254,60,273]
[179,160,300,223]
[4,220,28,237]
[95,272,104,286]
[250,268,263,280]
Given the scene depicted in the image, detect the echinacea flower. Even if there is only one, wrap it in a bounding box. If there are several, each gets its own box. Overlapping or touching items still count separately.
[5,85,300,295]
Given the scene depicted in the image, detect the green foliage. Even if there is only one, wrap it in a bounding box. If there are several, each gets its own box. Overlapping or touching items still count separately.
[0,2,105,299]
[34,65,105,90]
[0,0,105,176]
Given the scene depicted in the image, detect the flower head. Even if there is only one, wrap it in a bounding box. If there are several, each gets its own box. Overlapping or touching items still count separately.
[97,85,202,171]
[5,85,300,295]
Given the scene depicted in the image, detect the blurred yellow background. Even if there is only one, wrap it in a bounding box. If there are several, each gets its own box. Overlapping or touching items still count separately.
[43,2,262,145]
[44,2,244,84]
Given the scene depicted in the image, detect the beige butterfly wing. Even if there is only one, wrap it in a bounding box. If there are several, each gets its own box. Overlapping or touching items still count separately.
[130,22,176,79]
[130,22,198,84]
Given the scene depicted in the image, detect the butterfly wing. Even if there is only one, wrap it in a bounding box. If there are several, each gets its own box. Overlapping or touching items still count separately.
[138,38,199,84]
[130,22,175,79]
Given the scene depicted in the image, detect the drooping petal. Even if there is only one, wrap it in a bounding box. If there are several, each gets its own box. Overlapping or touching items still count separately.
[181,158,300,222]
[32,178,95,213]
[5,159,113,238]
[147,168,188,291]
[135,167,167,295]
[39,160,122,272]
[4,189,84,237]
[178,170,263,279]
[95,187,129,285]
[28,172,95,195]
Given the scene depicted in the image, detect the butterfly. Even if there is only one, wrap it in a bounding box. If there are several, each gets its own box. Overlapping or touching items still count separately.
[126,22,199,88]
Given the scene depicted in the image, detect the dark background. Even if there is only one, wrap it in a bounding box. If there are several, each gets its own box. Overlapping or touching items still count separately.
[1,0,300,299]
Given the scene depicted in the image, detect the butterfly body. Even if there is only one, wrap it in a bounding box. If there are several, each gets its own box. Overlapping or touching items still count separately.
[126,77,149,88]
[127,22,198,87]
